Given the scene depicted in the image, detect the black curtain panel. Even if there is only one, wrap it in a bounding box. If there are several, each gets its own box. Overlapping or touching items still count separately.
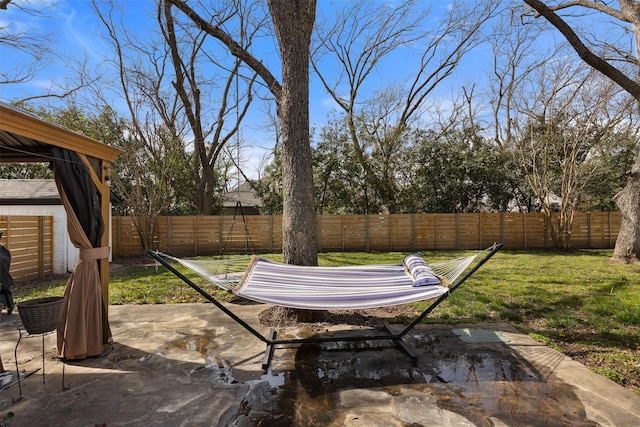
[51,148,103,248]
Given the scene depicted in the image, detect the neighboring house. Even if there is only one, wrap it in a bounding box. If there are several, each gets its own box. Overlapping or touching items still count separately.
[0,179,113,273]
[223,181,262,215]
[543,193,562,211]
[506,193,563,213]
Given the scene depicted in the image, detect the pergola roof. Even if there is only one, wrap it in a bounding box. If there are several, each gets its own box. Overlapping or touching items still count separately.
[0,101,123,164]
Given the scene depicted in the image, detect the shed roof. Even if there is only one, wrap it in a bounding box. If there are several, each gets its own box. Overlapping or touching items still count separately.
[0,179,60,205]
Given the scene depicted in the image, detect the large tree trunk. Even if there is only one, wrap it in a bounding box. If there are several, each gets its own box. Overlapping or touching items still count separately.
[612,0,640,263]
[612,153,640,263]
[269,0,320,322]
[268,0,318,267]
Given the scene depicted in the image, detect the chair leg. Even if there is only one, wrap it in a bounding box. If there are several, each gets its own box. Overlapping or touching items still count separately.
[13,332,23,402]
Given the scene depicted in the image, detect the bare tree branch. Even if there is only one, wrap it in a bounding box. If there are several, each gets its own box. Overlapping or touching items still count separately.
[166,0,282,101]
[541,0,627,20]
[523,0,640,101]
[0,0,54,86]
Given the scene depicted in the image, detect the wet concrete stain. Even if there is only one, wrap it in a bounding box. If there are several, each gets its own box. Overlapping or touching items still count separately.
[165,331,220,356]
[216,327,600,426]
[134,327,600,426]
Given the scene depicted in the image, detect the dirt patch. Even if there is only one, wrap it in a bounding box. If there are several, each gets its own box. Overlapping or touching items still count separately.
[111,256,159,272]
[258,305,419,328]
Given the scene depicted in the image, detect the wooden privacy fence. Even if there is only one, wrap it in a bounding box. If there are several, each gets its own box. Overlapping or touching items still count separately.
[112,211,621,257]
[0,215,53,282]
[0,212,622,280]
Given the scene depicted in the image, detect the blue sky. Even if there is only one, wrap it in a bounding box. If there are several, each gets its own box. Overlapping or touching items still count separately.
[0,0,561,176]
[0,1,466,117]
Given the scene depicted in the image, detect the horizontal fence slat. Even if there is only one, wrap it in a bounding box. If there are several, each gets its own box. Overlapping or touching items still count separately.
[1,215,53,282]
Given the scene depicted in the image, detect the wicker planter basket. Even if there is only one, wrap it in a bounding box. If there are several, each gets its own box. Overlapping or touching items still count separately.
[17,296,66,335]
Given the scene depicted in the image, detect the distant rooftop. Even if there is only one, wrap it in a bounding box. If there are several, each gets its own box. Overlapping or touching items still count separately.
[223,181,261,208]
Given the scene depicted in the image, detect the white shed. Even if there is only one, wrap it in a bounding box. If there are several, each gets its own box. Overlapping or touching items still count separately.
[0,178,78,274]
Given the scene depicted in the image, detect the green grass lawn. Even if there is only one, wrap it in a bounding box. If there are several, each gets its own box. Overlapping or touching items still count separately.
[11,249,640,395]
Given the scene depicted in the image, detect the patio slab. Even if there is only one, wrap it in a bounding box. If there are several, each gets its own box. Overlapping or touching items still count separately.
[1,302,639,426]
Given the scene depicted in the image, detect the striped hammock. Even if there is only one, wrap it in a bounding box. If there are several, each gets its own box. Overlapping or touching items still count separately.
[157,251,481,310]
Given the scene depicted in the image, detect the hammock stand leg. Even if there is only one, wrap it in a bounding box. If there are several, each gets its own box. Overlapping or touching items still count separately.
[148,243,502,372]
[262,329,277,370]
[383,323,418,365]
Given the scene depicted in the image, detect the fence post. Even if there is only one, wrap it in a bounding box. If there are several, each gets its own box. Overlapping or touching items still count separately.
[608,212,613,248]
[500,212,504,248]
[167,216,172,254]
[456,213,460,250]
[39,216,45,279]
[194,216,198,255]
[269,215,273,252]
[115,216,121,258]
[342,216,345,252]
[587,212,592,249]
[317,215,322,252]
[218,216,223,255]
[365,215,370,253]
[543,214,549,249]
[524,213,528,249]
[433,214,438,250]
[411,214,416,252]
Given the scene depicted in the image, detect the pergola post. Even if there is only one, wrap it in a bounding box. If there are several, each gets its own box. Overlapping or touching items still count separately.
[99,162,112,317]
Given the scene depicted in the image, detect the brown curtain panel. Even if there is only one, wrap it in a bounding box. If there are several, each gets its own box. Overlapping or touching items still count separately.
[53,148,111,360]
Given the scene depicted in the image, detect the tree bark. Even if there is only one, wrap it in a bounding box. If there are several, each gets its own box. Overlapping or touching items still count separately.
[267,0,320,321]
[268,0,318,267]
[612,154,640,263]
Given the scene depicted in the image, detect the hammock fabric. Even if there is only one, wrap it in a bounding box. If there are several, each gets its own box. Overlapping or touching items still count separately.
[236,256,469,310]
[158,251,478,310]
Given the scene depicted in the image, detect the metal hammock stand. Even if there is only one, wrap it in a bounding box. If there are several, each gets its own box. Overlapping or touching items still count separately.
[148,243,502,370]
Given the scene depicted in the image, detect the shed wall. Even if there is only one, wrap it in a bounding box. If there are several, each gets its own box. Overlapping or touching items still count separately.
[0,205,75,273]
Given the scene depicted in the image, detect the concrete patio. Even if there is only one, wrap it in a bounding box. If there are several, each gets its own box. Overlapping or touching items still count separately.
[1,302,639,426]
